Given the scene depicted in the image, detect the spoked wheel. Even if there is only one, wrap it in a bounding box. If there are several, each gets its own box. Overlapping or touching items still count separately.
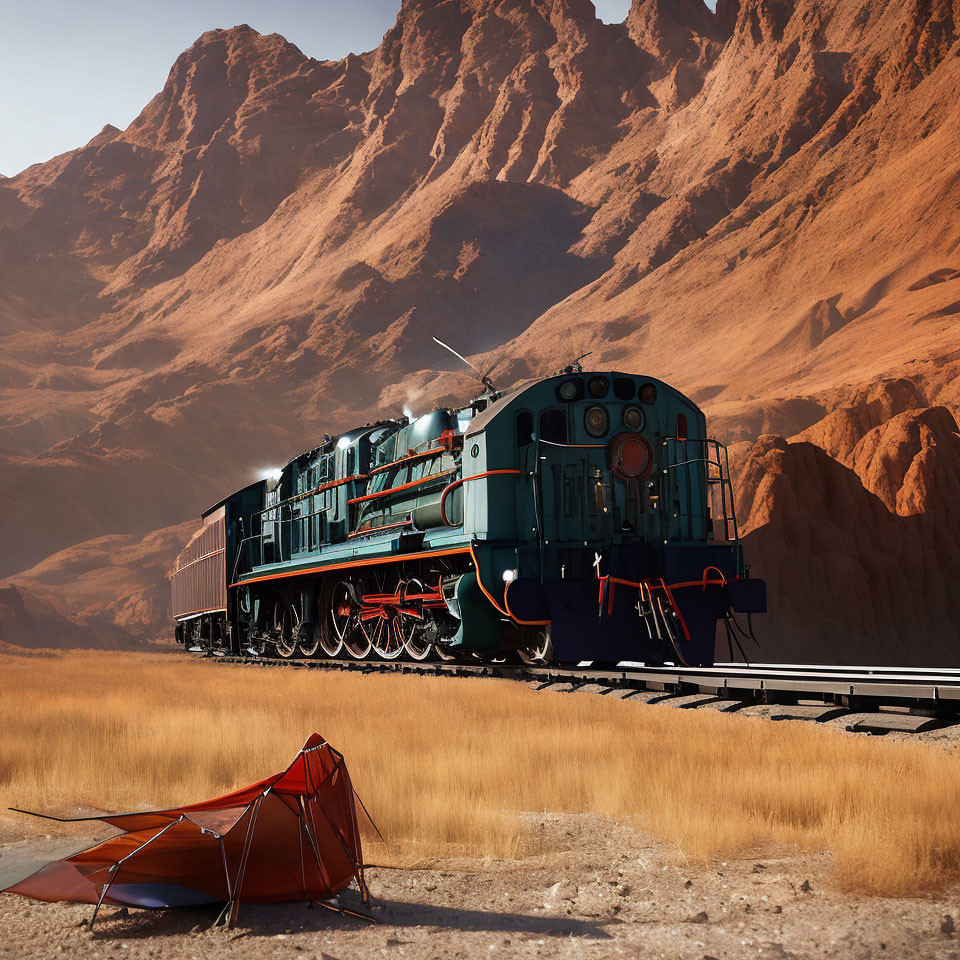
[517,627,553,665]
[357,570,407,661]
[315,582,343,658]
[331,580,370,660]
[297,623,321,658]
[361,612,411,661]
[272,598,300,659]
[402,579,434,662]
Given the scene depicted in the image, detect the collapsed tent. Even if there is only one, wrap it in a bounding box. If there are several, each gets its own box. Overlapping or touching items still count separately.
[2,734,371,927]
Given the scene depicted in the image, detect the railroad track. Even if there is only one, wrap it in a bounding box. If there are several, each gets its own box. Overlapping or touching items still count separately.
[202,652,960,734]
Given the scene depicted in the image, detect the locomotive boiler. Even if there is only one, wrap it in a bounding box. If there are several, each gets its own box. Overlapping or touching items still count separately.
[171,368,765,666]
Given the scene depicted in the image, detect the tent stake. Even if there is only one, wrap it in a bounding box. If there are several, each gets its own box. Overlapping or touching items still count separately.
[310,899,377,923]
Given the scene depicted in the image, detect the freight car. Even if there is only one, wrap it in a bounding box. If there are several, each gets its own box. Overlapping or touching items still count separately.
[171,367,765,667]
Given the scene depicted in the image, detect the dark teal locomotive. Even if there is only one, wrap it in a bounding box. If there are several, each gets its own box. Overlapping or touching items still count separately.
[171,369,765,666]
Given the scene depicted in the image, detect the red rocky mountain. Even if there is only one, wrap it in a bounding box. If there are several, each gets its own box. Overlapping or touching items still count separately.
[1,0,959,661]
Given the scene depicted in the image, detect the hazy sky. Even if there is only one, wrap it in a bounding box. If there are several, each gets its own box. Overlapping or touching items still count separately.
[0,0,651,177]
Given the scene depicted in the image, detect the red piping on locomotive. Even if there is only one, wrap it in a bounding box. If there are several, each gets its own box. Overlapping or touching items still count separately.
[503,577,551,626]
[347,469,457,505]
[439,469,523,526]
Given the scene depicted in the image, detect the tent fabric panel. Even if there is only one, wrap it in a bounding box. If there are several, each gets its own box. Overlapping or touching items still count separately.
[1,734,367,911]
[3,861,100,904]
[105,883,221,909]
[181,805,252,835]
[228,793,332,901]
[85,821,232,901]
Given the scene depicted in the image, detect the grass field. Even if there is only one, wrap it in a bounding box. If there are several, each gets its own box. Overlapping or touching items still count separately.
[2,649,960,896]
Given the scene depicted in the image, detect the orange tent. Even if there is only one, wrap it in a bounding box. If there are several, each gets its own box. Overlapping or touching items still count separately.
[2,734,371,927]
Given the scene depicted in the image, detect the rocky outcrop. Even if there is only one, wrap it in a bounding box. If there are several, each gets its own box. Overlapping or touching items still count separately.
[732,406,960,665]
[0,582,139,650]
[5,521,196,646]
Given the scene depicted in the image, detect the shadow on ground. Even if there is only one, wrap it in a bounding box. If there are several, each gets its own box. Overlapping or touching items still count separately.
[86,895,613,941]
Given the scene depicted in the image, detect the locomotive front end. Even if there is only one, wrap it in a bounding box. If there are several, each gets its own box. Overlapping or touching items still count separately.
[460,372,765,666]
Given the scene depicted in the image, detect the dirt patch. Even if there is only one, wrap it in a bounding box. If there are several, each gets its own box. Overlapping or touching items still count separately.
[2,813,959,959]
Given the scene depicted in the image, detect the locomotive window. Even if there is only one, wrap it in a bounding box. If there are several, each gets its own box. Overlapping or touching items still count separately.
[613,377,635,400]
[412,457,435,481]
[517,411,534,447]
[539,409,567,445]
[346,448,356,476]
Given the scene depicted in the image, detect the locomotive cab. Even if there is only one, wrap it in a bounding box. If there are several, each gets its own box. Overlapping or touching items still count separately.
[459,372,764,665]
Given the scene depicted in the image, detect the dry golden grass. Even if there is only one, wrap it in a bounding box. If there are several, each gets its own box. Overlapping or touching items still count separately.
[2,649,960,896]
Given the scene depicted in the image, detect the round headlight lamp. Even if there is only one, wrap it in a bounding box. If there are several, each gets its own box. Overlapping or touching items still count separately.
[639,382,657,405]
[623,406,644,430]
[558,379,580,401]
[585,405,609,438]
[587,376,609,398]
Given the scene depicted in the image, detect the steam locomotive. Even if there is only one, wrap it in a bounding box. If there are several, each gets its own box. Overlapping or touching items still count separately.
[171,366,765,667]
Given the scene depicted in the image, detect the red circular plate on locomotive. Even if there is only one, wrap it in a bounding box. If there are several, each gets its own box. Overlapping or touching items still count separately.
[608,432,653,479]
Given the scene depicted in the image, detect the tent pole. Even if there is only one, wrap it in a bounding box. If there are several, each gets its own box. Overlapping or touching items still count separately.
[298,809,306,893]
[219,835,233,902]
[228,793,265,929]
[89,816,184,930]
[313,799,370,904]
[210,835,234,928]
[89,863,118,930]
[299,796,333,891]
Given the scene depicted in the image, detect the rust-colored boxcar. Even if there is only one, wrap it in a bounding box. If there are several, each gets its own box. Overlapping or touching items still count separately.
[171,507,226,619]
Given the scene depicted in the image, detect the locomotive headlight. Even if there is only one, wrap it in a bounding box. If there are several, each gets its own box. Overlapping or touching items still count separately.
[502,569,517,583]
[267,468,283,481]
[639,382,658,404]
[623,406,644,430]
[587,376,609,398]
[558,379,580,401]
[336,436,350,450]
[585,405,609,437]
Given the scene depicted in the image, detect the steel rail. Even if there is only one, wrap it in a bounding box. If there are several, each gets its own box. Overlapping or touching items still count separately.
[201,653,960,717]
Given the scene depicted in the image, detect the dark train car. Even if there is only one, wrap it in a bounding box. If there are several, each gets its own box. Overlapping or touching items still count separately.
[172,369,765,666]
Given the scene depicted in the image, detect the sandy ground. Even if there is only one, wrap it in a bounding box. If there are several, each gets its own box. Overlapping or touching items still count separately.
[3,814,960,959]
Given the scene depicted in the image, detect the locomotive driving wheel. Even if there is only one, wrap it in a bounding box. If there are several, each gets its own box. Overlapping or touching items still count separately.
[297,620,320,658]
[315,582,343,658]
[272,598,300,659]
[359,570,412,661]
[331,580,371,660]
[402,578,434,662]
[361,612,412,660]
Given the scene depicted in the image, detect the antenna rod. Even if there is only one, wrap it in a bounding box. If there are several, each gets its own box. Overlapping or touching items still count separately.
[432,336,483,375]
